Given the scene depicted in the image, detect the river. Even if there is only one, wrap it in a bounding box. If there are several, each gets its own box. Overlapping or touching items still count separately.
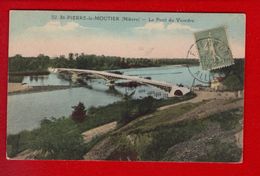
[7,65,204,134]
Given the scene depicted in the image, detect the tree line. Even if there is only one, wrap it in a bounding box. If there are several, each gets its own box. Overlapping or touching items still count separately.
[9,53,199,73]
[8,54,50,73]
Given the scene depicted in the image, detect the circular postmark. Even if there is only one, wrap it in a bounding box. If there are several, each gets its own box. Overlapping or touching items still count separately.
[185,37,233,84]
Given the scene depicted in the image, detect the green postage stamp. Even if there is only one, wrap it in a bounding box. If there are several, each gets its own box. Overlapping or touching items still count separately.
[194,27,234,70]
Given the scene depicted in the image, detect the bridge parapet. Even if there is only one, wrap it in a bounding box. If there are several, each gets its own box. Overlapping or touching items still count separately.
[50,68,191,97]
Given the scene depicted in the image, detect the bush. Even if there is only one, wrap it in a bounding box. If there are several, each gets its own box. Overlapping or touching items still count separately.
[71,102,87,122]
[7,117,88,159]
[107,134,138,161]
[222,74,243,91]
[119,96,157,126]
[7,130,36,157]
[7,134,21,157]
[209,108,242,131]
[29,117,87,160]
[138,96,156,115]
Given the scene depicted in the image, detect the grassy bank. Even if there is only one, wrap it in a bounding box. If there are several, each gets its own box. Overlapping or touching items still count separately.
[106,106,243,162]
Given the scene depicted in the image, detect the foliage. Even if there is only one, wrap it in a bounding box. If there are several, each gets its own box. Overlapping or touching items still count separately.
[209,108,242,131]
[107,134,138,161]
[71,102,87,122]
[197,140,242,162]
[122,108,242,161]
[9,53,200,74]
[138,96,157,115]
[222,74,243,91]
[212,59,244,90]
[76,101,127,133]
[119,93,196,125]
[7,117,87,159]
[7,93,196,159]
[29,117,86,160]
[8,76,24,83]
[141,120,205,160]
[70,93,195,133]
[50,55,76,68]
[230,59,244,84]
[119,96,157,125]
[7,130,35,157]
[9,54,50,72]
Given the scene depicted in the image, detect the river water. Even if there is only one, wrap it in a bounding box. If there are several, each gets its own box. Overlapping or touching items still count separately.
[7,65,203,134]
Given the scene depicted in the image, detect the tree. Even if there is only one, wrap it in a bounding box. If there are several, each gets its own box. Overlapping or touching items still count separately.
[211,59,244,91]
[119,96,156,125]
[119,93,136,125]
[29,117,86,160]
[68,53,74,60]
[71,102,87,122]
[222,74,242,91]
[137,96,156,115]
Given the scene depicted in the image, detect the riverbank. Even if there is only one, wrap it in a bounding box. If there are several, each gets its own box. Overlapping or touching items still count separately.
[8,83,31,93]
[9,71,50,76]
[8,83,77,95]
[7,92,196,159]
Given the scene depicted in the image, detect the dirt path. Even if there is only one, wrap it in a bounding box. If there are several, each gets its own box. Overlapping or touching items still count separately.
[82,121,117,143]
[235,130,243,149]
[159,90,239,110]
[10,149,43,160]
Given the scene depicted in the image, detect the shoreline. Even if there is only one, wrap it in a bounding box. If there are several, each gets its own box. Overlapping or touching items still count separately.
[9,71,50,76]
[8,83,78,95]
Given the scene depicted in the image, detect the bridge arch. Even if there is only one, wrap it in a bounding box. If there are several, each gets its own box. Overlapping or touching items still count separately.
[174,89,183,96]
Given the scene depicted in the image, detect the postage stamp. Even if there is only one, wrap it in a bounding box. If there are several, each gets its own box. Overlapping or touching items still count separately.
[194,27,234,70]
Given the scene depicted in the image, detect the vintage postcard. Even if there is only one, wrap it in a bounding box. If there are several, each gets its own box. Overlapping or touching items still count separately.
[7,11,245,161]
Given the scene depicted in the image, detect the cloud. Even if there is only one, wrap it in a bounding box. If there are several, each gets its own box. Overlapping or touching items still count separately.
[27,21,88,32]
[166,23,197,31]
[135,22,165,31]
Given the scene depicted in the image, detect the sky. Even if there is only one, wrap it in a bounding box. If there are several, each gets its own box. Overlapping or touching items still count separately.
[9,11,245,58]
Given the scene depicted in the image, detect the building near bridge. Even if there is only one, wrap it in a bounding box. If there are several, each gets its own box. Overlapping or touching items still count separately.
[210,77,225,91]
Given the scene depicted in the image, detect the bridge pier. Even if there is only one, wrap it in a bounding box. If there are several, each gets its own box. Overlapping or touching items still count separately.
[106,80,115,89]
[53,68,191,98]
